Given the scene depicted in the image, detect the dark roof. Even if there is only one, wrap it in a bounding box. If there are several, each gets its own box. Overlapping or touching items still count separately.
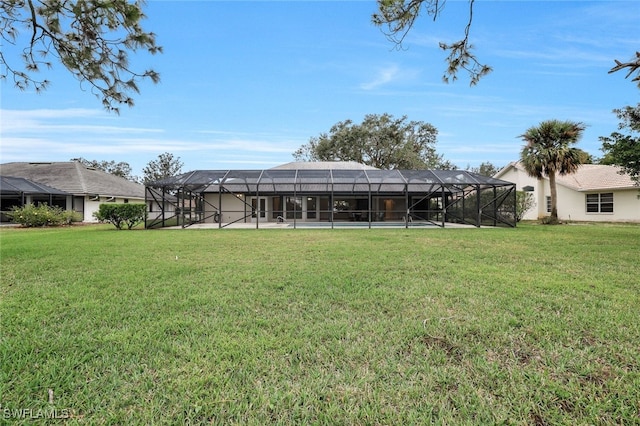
[0,176,71,196]
[272,161,379,170]
[149,168,514,193]
[0,162,145,198]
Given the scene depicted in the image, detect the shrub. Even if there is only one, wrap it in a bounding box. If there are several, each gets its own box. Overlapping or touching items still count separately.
[7,203,71,227]
[62,210,83,225]
[515,191,535,222]
[540,215,561,225]
[94,203,146,230]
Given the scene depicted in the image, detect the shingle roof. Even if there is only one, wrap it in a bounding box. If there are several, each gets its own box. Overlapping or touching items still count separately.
[498,162,636,191]
[0,162,145,198]
[556,164,636,191]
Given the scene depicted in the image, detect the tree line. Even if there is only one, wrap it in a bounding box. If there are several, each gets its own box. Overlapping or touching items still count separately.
[72,152,183,185]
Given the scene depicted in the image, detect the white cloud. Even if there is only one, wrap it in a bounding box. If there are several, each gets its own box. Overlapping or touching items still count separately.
[360,65,401,90]
[206,138,298,154]
[442,144,519,154]
[2,108,101,120]
[0,108,164,135]
[194,129,304,154]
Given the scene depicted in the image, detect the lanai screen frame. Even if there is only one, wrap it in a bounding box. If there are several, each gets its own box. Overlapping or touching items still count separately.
[145,169,517,228]
[1,176,71,222]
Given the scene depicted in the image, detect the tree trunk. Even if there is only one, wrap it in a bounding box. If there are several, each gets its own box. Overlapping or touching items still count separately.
[549,171,558,221]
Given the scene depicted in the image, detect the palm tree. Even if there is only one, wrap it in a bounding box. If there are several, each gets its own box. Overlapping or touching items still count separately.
[520,120,586,223]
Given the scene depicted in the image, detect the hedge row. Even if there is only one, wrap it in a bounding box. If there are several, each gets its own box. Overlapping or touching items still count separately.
[8,204,82,227]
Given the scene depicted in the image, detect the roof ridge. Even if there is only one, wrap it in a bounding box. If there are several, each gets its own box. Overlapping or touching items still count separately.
[73,161,90,193]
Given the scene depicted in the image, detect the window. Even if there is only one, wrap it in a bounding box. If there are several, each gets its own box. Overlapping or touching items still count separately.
[546,196,551,213]
[586,193,613,213]
[286,196,302,219]
[271,196,282,220]
[307,197,317,219]
[251,198,266,218]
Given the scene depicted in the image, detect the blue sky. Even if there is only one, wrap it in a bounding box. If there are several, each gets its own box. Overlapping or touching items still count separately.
[1,1,638,177]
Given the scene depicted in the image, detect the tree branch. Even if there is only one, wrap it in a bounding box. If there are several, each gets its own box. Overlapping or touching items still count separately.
[373,0,491,85]
[609,51,640,89]
[1,0,161,112]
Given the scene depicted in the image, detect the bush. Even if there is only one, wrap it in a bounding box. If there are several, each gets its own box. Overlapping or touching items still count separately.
[94,203,146,230]
[540,215,561,225]
[7,203,79,227]
[515,191,535,222]
[62,210,83,225]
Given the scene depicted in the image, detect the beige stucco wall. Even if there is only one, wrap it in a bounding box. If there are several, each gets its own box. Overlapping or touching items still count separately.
[203,193,251,224]
[609,190,640,222]
[499,166,640,222]
[147,200,175,222]
[497,168,542,220]
[533,178,640,223]
[84,198,103,222]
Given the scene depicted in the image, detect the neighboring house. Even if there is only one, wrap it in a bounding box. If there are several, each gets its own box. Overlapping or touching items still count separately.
[146,161,517,228]
[495,162,640,222]
[0,162,146,222]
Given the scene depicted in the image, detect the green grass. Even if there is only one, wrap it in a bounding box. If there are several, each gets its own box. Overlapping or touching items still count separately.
[1,224,639,424]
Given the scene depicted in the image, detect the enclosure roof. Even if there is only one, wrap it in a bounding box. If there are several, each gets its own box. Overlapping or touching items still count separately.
[148,168,514,192]
[0,176,71,196]
[272,161,379,170]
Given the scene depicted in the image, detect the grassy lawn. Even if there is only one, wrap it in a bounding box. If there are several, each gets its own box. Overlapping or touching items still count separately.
[1,223,639,424]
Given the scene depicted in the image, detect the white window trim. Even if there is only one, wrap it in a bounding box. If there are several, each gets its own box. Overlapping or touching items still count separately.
[585,192,614,214]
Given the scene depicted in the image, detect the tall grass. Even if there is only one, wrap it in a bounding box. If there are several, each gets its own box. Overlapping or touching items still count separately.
[1,224,639,424]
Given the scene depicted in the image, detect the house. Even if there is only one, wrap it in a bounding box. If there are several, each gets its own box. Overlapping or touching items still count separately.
[145,161,517,228]
[0,162,146,222]
[494,162,640,222]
